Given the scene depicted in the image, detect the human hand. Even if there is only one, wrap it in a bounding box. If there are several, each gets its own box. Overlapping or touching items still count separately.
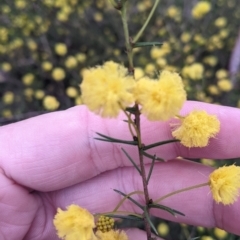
[0,101,240,240]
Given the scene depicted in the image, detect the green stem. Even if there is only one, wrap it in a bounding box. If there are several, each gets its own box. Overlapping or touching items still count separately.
[133,0,161,43]
[154,182,209,204]
[121,1,134,74]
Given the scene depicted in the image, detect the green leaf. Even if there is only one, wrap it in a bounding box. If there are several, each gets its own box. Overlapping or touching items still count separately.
[142,139,180,151]
[149,203,185,216]
[114,189,144,210]
[141,151,164,162]
[146,154,156,184]
[144,207,159,236]
[95,132,138,145]
[121,148,141,175]
[133,42,163,48]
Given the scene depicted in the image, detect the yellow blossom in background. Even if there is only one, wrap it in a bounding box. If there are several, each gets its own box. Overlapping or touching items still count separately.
[75,96,82,105]
[55,43,68,56]
[43,95,60,110]
[207,85,220,95]
[156,58,167,68]
[192,1,211,19]
[81,61,135,118]
[134,70,186,121]
[214,17,227,28]
[182,63,204,80]
[1,62,12,72]
[52,68,66,81]
[201,158,215,166]
[180,32,191,43]
[167,5,181,20]
[22,73,35,85]
[66,86,78,98]
[201,237,214,240]
[144,63,155,76]
[216,69,228,79]
[96,230,128,240]
[42,61,53,71]
[209,165,240,205]
[76,53,86,63]
[203,56,218,67]
[214,228,227,239]
[3,91,14,104]
[53,204,96,240]
[172,110,220,147]
[134,67,144,79]
[2,109,13,118]
[34,90,45,100]
[217,79,232,92]
[157,222,169,236]
[65,56,78,69]
[27,40,38,51]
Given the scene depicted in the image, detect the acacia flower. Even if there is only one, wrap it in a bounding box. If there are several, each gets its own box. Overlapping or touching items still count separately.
[134,70,186,121]
[81,61,135,118]
[209,165,240,205]
[96,230,128,240]
[53,204,96,240]
[172,110,220,147]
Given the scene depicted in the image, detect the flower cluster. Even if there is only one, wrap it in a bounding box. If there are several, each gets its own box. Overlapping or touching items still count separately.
[53,204,128,240]
[81,61,186,121]
[172,110,220,148]
[209,165,240,205]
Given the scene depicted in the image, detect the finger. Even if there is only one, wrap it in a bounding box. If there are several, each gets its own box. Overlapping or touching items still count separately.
[44,160,239,236]
[0,168,37,240]
[0,102,240,191]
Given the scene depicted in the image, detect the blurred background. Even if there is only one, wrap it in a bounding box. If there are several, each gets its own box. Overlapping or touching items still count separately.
[0,0,240,239]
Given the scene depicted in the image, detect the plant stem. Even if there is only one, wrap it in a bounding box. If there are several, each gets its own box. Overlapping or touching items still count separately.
[121,1,134,75]
[133,0,161,43]
[135,104,152,240]
[154,182,209,204]
[121,2,152,238]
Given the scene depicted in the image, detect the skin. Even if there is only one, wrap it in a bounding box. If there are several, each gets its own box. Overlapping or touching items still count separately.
[0,101,240,240]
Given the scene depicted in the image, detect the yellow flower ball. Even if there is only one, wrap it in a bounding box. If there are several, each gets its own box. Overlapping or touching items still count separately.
[43,95,60,110]
[167,6,180,19]
[214,228,227,239]
[34,90,45,100]
[182,63,204,80]
[207,85,220,95]
[134,67,144,79]
[81,61,135,118]
[217,79,232,92]
[2,109,12,118]
[41,61,53,71]
[52,68,66,81]
[94,12,103,22]
[203,56,218,67]
[24,88,34,98]
[3,91,14,104]
[209,165,240,205]
[22,73,35,85]
[54,43,67,56]
[27,40,38,51]
[172,110,220,148]
[66,86,78,98]
[1,62,12,72]
[192,1,211,19]
[65,56,78,69]
[216,69,228,79]
[76,53,86,63]
[53,205,96,240]
[75,96,82,105]
[157,222,169,236]
[134,70,186,121]
[145,63,155,75]
[214,17,227,28]
[181,32,191,43]
[156,58,167,68]
[15,0,27,9]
